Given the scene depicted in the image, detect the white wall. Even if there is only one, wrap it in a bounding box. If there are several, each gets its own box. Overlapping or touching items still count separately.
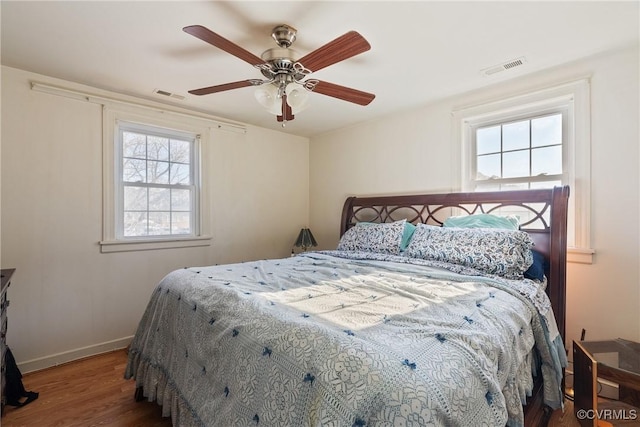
[0,66,310,371]
[310,45,640,354]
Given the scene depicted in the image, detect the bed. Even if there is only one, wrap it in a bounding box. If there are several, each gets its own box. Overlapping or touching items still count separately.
[126,186,570,427]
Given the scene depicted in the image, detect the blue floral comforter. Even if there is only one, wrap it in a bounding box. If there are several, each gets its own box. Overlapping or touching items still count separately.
[125,251,566,427]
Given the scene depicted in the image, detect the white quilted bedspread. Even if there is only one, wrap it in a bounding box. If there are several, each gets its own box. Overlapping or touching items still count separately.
[126,251,565,427]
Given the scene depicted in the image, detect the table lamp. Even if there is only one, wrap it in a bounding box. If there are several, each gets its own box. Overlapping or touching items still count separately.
[294,228,317,252]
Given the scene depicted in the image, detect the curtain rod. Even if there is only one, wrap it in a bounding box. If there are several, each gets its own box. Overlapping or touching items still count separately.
[30,81,247,134]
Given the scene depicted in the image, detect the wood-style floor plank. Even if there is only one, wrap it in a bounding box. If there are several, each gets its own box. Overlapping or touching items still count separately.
[1,349,581,426]
[2,350,171,427]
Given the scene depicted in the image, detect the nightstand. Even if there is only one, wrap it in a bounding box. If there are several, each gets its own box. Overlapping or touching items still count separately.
[573,339,640,427]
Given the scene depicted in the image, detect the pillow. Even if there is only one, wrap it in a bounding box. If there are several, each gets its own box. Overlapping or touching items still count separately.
[401,222,417,251]
[337,219,406,255]
[443,213,519,231]
[524,249,546,281]
[405,224,534,279]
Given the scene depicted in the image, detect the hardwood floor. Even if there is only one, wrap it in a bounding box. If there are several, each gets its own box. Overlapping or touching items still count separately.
[2,349,581,426]
[2,349,171,427]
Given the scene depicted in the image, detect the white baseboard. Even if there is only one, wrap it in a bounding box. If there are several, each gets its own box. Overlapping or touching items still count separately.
[18,336,134,374]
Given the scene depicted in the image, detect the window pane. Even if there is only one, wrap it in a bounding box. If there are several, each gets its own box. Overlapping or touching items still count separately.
[124,186,147,211]
[124,211,147,236]
[532,146,562,176]
[532,114,562,147]
[531,180,561,189]
[170,139,191,163]
[149,187,170,211]
[500,182,529,191]
[503,120,529,151]
[147,161,169,184]
[503,150,530,178]
[123,158,146,183]
[147,136,169,161]
[122,132,146,158]
[477,153,501,180]
[171,189,191,211]
[170,163,191,185]
[475,182,500,192]
[476,126,500,155]
[149,212,171,235]
[171,212,191,234]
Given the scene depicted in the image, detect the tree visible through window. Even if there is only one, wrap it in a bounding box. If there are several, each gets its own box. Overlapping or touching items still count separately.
[118,123,197,238]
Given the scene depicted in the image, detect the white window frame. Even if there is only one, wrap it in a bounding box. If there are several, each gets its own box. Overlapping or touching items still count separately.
[452,78,593,263]
[100,105,212,253]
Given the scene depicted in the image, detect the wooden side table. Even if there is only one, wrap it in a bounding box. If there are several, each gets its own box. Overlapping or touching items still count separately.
[573,339,640,426]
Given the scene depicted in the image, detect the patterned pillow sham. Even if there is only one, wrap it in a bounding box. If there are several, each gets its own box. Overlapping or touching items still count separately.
[405,224,534,279]
[337,219,406,255]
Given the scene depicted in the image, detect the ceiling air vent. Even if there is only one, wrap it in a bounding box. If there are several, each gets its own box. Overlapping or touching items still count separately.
[153,89,185,100]
[481,56,527,77]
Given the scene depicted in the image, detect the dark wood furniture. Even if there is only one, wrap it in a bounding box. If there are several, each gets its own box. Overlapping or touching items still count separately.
[0,268,15,415]
[341,186,570,427]
[573,339,640,427]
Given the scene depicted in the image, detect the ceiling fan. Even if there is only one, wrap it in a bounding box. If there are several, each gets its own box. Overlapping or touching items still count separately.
[183,24,375,125]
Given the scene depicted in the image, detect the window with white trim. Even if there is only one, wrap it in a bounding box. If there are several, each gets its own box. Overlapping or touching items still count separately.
[454,79,593,263]
[100,105,215,253]
[116,122,199,239]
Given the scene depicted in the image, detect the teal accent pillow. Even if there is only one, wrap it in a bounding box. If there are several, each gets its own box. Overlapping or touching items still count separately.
[401,222,416,251]
[443,214,519,230]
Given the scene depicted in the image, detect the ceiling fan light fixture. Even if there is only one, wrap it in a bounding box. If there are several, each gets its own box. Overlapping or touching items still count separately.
[254,84,282,115]
[285,83,310,115]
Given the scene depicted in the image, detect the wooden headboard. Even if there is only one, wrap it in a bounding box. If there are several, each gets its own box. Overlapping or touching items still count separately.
[340,186,570,342]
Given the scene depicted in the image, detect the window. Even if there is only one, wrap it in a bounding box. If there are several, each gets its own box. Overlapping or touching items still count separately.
[117,122,198,239]
[100,106,214,253]
[453,79,593,263]
[472,111,565,192]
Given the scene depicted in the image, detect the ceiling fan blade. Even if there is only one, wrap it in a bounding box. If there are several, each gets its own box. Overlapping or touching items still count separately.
[189,80,258,96]
[309,80,375,106]
[183,25,265,66]
[297,31,371,72]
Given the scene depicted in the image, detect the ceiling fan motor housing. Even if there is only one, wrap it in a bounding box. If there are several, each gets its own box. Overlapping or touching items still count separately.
[260,47,305,81]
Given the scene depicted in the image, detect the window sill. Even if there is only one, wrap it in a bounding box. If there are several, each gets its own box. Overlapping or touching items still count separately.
[567,247,595,264]
[100,235,212,253]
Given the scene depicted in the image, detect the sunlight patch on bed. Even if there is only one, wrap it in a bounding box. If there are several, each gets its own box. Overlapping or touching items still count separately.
[259,273,483,331]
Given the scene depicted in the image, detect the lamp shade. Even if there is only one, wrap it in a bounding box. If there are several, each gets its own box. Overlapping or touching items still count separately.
[285,83,310,115]
[254,84,282,115]
[294,228,317,251]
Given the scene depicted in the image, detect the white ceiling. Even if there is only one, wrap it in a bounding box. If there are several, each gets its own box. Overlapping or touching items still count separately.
[2,1,638,137]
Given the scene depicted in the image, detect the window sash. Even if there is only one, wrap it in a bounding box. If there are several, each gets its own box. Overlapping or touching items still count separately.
[115,121,199,240]
[468,109,568,190]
